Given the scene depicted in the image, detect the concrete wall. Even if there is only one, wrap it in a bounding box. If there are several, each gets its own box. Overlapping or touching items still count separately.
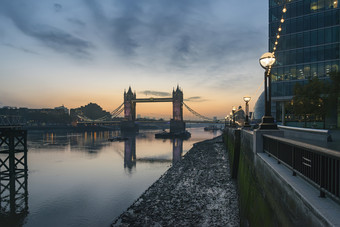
[224,127,330,227]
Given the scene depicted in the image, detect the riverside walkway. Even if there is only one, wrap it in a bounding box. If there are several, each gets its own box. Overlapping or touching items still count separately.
[112,136,239,226]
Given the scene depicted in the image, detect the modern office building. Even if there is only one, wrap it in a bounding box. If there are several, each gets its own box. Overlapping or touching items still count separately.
[269,0,339,128]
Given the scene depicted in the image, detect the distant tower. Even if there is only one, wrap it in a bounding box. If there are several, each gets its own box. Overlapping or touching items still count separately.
[124,87,136,121]
[170,85,185,133]
[172,85,183,121]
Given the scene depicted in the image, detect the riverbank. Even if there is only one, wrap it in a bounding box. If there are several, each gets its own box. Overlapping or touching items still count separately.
[112,136,239,226]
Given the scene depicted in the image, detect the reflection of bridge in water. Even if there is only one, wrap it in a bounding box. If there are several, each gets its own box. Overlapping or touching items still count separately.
[123,133,184,172]
[76,86,222,131]
[0,128,28,226]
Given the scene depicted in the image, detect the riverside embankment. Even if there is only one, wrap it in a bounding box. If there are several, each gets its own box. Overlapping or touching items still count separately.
[112,136,239,226]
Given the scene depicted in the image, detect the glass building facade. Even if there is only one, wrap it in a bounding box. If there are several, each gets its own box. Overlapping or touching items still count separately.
[269,0,339,127]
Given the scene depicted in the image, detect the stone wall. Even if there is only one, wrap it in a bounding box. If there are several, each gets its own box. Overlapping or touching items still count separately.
[224,127,330,226]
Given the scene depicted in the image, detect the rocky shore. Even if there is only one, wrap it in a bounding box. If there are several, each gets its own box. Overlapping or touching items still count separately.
[112,136,239,226]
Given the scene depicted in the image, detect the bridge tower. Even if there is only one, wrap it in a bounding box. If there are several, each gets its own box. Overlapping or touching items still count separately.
[121,87,138,131]
[170,86,185,133]
[124,87,136,121]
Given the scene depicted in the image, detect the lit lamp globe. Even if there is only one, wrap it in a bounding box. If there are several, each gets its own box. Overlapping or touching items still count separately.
[243,96,251,127]
[243,97,251,103]
[259,52,276,69]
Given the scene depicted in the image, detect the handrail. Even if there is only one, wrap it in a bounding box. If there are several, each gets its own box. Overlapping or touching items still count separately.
[263,134,340,158]
[263,134,340,203]
[278,125,329,134]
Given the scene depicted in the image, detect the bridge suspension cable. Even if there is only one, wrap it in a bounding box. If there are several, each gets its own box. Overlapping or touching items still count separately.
[111,103,124,116]
[182,102,214,121]
[111,107,124,118]
[77,112,111,122]
[77,114,94,122]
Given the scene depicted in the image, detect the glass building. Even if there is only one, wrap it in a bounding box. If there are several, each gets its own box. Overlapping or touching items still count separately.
[269,0,339,128]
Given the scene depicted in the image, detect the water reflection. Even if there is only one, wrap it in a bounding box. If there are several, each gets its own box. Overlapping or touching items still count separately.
[122,132,184,173]
[172,138,183,164]
[17,127,220,227]
[123,133,136,172]
[0,145,28,226]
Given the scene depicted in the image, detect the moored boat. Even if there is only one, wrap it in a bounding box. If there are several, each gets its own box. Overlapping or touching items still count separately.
[155,130,191,139]
[108,136,128,142]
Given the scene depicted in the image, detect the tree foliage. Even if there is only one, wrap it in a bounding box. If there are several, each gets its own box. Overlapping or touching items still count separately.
[328,72,340,104]
[292,77,326,127]
[76,103,111,120]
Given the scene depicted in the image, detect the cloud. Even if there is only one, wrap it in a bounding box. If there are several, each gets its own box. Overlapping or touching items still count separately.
[0,1,94,58]
[67,18,86,27]
[184,96,207,102]
[3,43,40,55]
[81,0,265,69]
[0,0,266,79]
[54,3,62,13]
[140,90,171,97]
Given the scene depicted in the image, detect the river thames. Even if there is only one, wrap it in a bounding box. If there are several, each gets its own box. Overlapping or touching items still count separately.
[1,126,221,227]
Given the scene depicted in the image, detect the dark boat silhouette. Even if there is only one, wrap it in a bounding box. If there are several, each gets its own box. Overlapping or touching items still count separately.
[108,136,128,142]
[155,130,191,139]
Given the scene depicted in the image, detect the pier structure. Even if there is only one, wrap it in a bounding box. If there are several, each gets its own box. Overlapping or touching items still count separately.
[0,128,28,225]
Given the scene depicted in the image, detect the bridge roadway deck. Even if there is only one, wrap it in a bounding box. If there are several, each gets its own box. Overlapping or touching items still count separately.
[112,136,239,226]
[133,98,173,102]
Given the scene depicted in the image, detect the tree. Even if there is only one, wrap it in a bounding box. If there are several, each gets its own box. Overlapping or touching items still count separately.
[327,72,340,127]
[328,72,340,106]
[292,78,326,128]
[73,103,111,120]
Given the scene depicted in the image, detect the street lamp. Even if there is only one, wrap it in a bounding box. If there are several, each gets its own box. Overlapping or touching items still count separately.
[225,116,228,127]
[259,52,277,129]
[243,96,251,127]
[232,106,236,127]
[229,112,232,126]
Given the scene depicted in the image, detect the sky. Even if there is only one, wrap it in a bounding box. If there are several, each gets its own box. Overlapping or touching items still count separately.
[0,0,268,120]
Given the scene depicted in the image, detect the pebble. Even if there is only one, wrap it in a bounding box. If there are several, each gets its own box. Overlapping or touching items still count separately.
[112,136,239,226]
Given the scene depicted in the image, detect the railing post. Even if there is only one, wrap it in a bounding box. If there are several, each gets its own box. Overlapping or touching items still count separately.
[320,156,326,198]
[277,140,280,164]
[292,146,296,176]
[266,137,271,157]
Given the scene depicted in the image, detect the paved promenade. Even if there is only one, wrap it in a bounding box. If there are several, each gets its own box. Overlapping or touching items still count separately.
[112,136,239,226]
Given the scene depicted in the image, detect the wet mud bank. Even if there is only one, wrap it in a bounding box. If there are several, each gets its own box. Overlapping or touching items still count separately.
[112,136,239,226]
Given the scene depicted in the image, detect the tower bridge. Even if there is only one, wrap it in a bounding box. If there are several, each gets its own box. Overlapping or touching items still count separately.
[122,85,185,132]
[74,86,220,129]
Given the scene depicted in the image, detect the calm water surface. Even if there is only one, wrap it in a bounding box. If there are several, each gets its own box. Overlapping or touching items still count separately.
[1,127,221,227]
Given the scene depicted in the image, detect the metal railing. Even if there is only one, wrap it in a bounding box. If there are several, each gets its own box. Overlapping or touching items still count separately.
[263,134,340,203]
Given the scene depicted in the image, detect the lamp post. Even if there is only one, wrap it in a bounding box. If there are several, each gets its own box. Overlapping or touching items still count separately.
[232,106,236,127]
[243,96,251,127]
[225,116,228,127]
[259,52,277,129]
[229,112,232,126]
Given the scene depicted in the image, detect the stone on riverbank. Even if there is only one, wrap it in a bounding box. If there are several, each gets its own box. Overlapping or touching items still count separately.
[112,136,239,226]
